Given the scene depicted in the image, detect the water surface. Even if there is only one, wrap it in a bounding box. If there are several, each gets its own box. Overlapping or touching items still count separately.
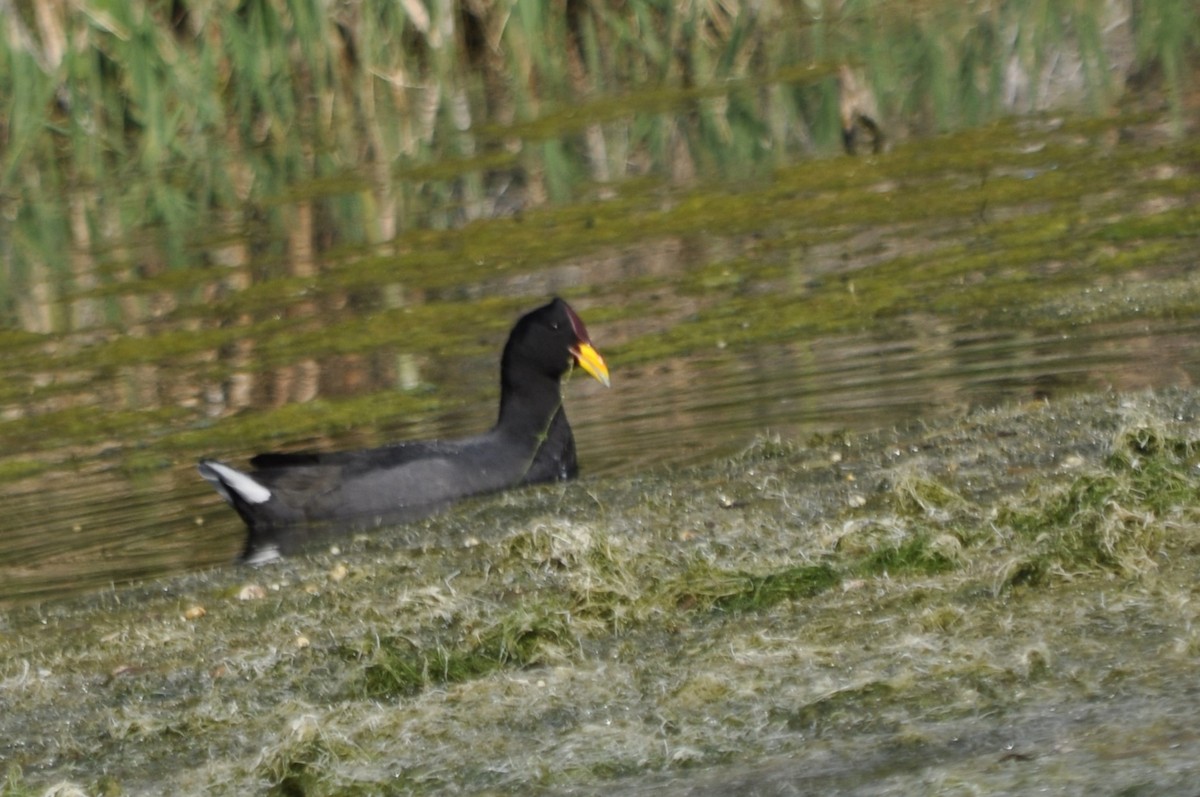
[2,107,1198,605]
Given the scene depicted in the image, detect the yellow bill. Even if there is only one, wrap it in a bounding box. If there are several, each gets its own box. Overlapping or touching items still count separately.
[571,342,610,387]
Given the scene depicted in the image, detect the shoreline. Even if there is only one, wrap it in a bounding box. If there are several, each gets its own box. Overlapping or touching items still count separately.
[4,388,1200,794]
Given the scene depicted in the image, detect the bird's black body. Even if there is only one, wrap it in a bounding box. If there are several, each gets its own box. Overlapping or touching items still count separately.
[199,298,608,563]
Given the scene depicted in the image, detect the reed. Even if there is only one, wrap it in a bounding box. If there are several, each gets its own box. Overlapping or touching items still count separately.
[0,0,1194,322]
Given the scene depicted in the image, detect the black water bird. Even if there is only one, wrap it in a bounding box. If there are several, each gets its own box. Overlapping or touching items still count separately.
[198,298,610,563]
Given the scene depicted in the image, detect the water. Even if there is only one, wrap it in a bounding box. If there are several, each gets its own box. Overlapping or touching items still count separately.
[2,106,1198,605]
[5,313,1199,605]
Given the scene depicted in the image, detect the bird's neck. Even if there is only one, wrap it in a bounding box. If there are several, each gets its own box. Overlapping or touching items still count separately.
[495,372,566,440]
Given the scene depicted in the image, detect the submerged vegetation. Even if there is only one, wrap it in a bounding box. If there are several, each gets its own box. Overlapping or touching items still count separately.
[3,390,1200,793]
[1001,424,1199,584]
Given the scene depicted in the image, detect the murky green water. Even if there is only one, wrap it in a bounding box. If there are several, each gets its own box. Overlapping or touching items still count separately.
[2,102,1199,606]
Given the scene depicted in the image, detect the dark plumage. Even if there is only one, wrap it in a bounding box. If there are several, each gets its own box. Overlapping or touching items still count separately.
[199,298,609,563]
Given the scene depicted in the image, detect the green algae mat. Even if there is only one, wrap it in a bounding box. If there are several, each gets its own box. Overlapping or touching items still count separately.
[4,389,1200,794]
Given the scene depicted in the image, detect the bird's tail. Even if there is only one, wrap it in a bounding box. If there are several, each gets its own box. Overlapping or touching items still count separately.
[197,460,281,564]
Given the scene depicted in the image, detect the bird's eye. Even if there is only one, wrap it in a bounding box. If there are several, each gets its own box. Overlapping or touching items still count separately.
[550,322,560,330]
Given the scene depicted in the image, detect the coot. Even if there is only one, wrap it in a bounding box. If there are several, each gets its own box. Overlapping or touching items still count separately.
[199,297,609,563]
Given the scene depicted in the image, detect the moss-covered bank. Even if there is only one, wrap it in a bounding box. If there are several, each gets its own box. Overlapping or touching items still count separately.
[4,389,1200,794]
